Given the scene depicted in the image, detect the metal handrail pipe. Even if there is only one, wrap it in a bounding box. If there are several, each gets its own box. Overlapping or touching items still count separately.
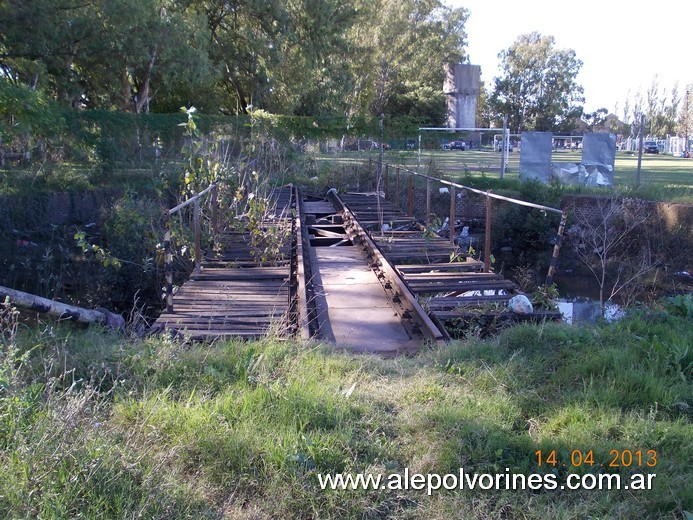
[168,182,218,215]
[384,163,563,215]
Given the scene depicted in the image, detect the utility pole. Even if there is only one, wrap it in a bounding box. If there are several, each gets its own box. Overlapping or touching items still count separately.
[500,115,508,179]
[685,88,690,156]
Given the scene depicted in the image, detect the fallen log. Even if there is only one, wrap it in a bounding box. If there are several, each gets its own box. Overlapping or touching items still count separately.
[0,285,125,331]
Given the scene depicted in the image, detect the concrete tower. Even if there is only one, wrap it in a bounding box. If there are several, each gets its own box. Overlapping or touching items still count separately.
[443,63,481,128]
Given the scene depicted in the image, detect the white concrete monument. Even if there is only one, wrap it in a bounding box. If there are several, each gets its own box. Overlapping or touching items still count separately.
[443,63,481,129]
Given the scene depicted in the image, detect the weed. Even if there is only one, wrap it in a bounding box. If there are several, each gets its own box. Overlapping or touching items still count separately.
[532,283,560,310]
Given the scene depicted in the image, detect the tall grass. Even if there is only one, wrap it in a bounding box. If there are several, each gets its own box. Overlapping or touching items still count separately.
[0,296,691,518]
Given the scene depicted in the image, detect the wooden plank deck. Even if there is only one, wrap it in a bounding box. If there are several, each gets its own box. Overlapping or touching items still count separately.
[152,266,291,340]
[151,186,295,340]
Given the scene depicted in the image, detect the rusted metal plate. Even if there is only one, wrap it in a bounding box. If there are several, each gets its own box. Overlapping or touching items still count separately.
[312,246,416,352]
[303,201,338,214]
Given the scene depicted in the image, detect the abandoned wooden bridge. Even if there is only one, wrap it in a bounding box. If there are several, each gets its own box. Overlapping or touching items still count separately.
[151,164,564,354]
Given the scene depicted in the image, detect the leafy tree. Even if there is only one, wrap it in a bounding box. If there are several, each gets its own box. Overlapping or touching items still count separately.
[0,0,214,112]
[92,0,215,113]
[0,0,97,102]
[345,0,468,120]
[193,0,358,116]
[618,76,681,139]
[1,0,470,121]
[476,81,491,128]
[489,32,584,134]
[277,0,358,116]
[198,0,291,114]
[625,90,645,139]
[581,108,608,132]
[0,80,65,159]
[644,76,679,137]
[677,85,693,150]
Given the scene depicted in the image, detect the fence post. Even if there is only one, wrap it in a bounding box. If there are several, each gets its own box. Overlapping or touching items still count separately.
[395,167,400,209]
[164,212,173,313]
[484,191,493,272]
[425,177,432,225]
[407,173,413,216]
[194,197,201,273]
[636,114,645,186]
[501,115,508,179]
[545,211,568,285]
[449,185,456,245]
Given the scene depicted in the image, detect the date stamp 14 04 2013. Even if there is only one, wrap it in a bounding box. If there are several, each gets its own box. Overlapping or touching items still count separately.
[535,449,657,468]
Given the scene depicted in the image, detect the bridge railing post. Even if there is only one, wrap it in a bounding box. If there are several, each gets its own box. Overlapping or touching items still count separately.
[211,183,219,244]
[194,197,202,273]
[162,181,218,313]
[395,167,400,209]
[425,177,431,225]
[407,173,413,216]
[484,191,493,272]
[545,211,568,285]
[449,185,456,245]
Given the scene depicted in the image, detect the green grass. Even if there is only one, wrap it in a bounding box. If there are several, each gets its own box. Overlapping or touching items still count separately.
[1,297,691,518]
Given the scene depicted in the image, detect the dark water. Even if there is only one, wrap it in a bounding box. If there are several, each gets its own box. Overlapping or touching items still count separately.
[554,271,625,324]
[556,298,625,325]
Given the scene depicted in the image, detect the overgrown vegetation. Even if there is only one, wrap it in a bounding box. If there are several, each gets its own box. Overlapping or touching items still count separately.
[0,296,690,518]
[0,108,309,315]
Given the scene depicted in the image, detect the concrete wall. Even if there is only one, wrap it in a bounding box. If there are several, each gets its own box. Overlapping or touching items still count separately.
[561,195,693,235]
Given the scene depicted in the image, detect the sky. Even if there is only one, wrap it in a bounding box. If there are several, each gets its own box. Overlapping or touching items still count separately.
[449,0,693,116]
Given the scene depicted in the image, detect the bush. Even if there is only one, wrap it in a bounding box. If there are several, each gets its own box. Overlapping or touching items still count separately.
[492,180,564,274]
[96,193,165,312]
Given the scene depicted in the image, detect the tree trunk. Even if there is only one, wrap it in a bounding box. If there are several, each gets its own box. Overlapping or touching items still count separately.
[0,286,124,330]
[134,49,158,114]
[226,65,249,114]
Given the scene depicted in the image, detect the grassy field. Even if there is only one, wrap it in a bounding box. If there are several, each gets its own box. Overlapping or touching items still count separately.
[1,296,691,519]
[3,146,691,203]
[316,149,693,203]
